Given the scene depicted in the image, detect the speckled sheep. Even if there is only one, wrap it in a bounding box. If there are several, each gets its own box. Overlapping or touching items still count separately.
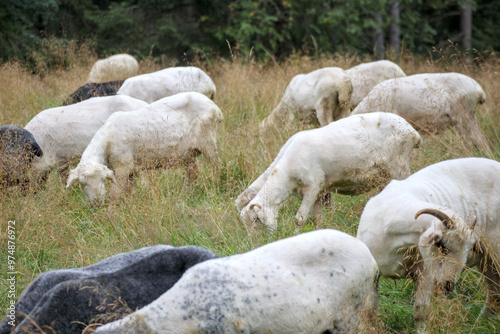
[95,229,379,334]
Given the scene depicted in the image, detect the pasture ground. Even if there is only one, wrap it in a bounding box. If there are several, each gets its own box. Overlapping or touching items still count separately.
[1,48,500,333]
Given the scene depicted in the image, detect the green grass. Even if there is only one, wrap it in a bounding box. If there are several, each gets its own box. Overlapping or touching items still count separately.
[1,50,500,333]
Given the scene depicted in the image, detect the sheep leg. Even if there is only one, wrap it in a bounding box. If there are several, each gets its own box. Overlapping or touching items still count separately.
[339,96,351,118]
[320,192,332,207]
[295,188,320,233]
[29,169,50,193]
[109,167,132,202]
[137,171,150,188]
[315,97,333,127]
[312,198,322,229]
[57,162,71,182]
[479,255,500,317]
[185,158,199,183]
[358,275,380,333]
[180,158,199,195]
[413,272,432,334]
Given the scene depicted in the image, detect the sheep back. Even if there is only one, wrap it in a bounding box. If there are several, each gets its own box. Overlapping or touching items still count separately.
[87,54,139,83]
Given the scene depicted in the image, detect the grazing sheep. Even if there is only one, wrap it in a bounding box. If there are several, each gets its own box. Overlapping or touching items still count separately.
[412,72,486,114]
[356,158,500,333]
[0,125,42,189]
[116,66,216,103]
[0,245,218,334]
[87,54,139,83]
[63,80,124,105]
[66,92,223,206]
[259,67,352,131]
[344,60,406,108]
[25,95,148,181]
[350,73,488,150]
[239,112,421,233]
[95,230,379,334]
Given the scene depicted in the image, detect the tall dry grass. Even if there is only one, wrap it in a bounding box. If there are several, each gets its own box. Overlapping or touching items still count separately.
[0,47,499,333]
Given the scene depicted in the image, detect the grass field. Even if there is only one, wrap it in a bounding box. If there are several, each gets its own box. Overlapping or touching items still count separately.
[1,48,500,333]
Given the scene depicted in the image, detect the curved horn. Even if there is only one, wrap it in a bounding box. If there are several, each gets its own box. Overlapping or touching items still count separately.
[249,203,262,211]
[468,216,477,229]
[66,169,80,188]
[415,208,455,230]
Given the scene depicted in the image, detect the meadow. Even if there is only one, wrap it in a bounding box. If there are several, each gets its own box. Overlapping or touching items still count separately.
[1,47,500,333]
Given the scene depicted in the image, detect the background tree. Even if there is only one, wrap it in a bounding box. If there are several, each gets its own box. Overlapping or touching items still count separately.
[375,12,385,60]
[389,1,400,56]
[460,1,472,52]
[2,0,500,68]
[0,0,58,60]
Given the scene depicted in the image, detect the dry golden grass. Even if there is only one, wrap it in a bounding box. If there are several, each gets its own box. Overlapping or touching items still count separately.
[0,47,499,333]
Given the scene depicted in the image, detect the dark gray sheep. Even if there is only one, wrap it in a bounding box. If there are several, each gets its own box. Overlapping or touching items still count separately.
[0,245,218,334]
[0,125,42,189]
[63,80,125,106]
[96,230,379,334]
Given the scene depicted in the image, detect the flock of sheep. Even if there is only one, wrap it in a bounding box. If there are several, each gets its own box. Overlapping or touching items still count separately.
[1,53,499,334]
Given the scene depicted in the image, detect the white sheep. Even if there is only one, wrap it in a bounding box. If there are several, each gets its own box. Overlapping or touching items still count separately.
[350,73,488,150]
[259,67,352,131]
[25,95,148,179]
[87,54,139,83]
[356,157,500,333]
[412,72,486,115]
[344,60,406,108]
[95,229,379,334]
[239,112,421,233]
[66,92,223,206]
[117,66,216,104]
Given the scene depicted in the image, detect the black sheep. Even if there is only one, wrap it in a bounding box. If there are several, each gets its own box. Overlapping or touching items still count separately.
[63,80,125,105]
[0,125,42,189]
[0,245,218,334]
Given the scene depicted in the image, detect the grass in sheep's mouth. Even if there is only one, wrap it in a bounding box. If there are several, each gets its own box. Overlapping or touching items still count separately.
[1,47,500,333]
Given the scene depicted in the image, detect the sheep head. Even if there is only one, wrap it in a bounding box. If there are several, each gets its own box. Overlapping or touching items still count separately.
[415,208,478,294]
[235,187,259,212]
[381,115,422,181]
[239,203,278,233]
[67,162,116,207]
[195,105,223,165]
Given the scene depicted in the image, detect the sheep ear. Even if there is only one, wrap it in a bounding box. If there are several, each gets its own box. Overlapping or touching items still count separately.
[468,216,477,230]
[249,203,262,211]
[106,169,116,183]
[419,224,443,248]
[414,133,423,148]
[66,169,80,188]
